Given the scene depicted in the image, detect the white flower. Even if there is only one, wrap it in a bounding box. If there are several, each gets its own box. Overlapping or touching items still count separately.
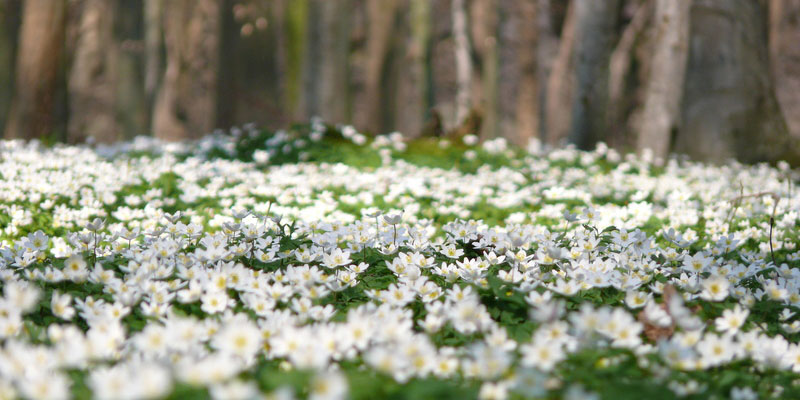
[50,291,75,320]
[696,333,736,367]
[309,370,348,400]
[625,290,650,309]
[730,387,758,400]
[321,248,351,268]
[699,275,730,302]
[210,380,261,400]
[19,372,70,400]
[714,305,749,335]
[643,300,671,328]
[479,381,509,400]
[201,290,231,314]
[520,338,565,371]
[63,254,89,281]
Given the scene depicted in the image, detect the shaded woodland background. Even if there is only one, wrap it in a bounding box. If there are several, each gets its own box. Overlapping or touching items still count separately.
[2,0,800,165]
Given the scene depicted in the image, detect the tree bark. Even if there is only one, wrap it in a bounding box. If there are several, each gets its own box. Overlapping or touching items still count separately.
[395,0,431,138]
[0,1,21,132]
[536,0,560,140]
[635,0,691,162]
[353,0,398,133]
[144,0,163,109]
[451,0,472,127]
[285,0,308,120]
[4,0,66,140]
[514,0,539,146]
[430,0,458,132]
[607,0,652,149]
[319,0,352,124]
[152,0,221,141]
[543,0,576,146]
[471,0,498,140]
[67,0,119,143]
[299,0,323,120]
[569,0,620,150]
[677,0,796,164]
[769,0,800,138]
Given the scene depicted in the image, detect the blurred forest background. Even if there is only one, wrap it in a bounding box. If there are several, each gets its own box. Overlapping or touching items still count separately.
[2,0,800,164]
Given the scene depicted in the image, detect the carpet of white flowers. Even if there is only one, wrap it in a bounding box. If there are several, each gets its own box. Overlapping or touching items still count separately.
[1,120,800,399]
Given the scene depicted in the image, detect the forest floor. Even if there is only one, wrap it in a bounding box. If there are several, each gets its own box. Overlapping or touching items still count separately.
[1,122,799,399]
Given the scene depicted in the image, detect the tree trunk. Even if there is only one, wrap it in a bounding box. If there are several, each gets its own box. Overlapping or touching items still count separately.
[430,0,458,132]
[4,0,66,140]
[270,0,288,126]
[0,1,21,132]
[569,0,620,150]
[299,0,323,120]
[67,0,119,144]
[677,0,796,164]
[769,0,800,138]
[543,0,576,146]
[536,0,560,141]
[284,0,308,120]
[451,0,472,127]
[514,0,539,146]
[354,0,398,133]
[635,0,691,162]
[396,0,431,138]
[319,0,352,124]
[607,0,652,149]
[144,0,163,110]
[152,0,221,141]
[470,0,498,140]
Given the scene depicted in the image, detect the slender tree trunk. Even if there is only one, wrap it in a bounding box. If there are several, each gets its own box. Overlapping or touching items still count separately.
[396,0,431,137]
[607,0,652,148]
[514,0,539,146]
[536,0,559,140]
[430,0,458,132]
[215,0,236,129]
[300,0,323,120]
[451,0,472,127]
[320,0,352,124]
[569,0,620,150]
[144,0,163,111]
[152,0,221,141]
[114,0,148,140]
[4,0,66,140]
[285,0,308,121]
[0,1,21,131]
[67,0,119,144]
[677,0,795,164]
[354,0,398,133]
[769,0,800,138]
[271,0,289,125]
[544,1,576,146]
[471,0,498,140]
[635,0,691,162]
